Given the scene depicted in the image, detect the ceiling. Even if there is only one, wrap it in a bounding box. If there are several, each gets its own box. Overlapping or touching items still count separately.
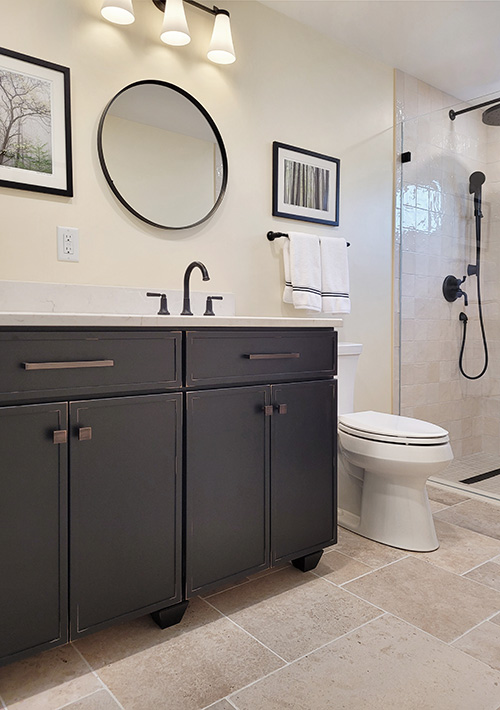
[258,0,500,102]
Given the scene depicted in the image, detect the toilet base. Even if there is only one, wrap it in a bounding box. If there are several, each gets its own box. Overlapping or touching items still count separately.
[338,476,439,553]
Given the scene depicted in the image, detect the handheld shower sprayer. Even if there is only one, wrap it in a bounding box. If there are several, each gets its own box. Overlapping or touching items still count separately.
[469,171,485,224]
[469,170,486,200]
[468,171,485,274]
[442,171,488,379]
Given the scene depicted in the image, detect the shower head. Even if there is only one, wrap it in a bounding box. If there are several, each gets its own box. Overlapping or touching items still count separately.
[469,171,486,196]
[483,104,500,125]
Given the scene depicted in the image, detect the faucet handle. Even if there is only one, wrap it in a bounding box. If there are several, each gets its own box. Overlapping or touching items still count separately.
[146,292,170,315]
[204,295,223,316]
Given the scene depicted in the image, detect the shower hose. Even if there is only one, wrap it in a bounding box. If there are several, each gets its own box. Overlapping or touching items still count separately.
[459,244,489,380]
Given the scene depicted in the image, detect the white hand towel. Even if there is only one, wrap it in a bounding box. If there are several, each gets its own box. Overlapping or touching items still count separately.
[319,237,351,314]
[283,232,322,311]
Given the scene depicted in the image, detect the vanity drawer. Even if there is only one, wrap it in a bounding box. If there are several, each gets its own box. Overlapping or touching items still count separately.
[185,329,336,387]
[0,330,182,402]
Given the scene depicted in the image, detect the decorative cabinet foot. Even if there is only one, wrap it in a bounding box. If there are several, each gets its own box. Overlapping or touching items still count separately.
[151,600,189,629]
[291,550,323,572]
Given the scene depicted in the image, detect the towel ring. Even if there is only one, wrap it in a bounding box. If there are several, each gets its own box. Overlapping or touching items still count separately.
[267,231,350,246]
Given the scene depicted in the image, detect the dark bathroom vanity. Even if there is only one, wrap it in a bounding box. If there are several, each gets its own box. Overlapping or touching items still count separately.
[0,323,337,667]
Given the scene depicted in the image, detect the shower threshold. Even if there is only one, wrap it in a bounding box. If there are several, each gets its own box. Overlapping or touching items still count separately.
[430,451,500,502]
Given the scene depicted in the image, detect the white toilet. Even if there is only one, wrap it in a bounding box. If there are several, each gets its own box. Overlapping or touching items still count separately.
[337,343,453,552]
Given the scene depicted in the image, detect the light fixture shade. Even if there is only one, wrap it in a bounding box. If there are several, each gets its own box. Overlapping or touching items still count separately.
[101,0,135,25]
[207,11,235,64]
[160,0,191,46]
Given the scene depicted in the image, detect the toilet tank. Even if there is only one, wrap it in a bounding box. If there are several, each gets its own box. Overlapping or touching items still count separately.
[337,342,363,415]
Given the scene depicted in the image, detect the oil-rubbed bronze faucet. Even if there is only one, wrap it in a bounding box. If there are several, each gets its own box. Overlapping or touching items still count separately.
[181,261,210,315]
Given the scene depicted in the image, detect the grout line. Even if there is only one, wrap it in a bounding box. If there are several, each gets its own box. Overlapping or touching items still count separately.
[201,696,239,710]
[460,551,500,576]
[379,611,466,648]
[279,611,387,666]
[0,693,6,710]
[336,553,411,586]
[203,566,285,600]
[202,597,289,665]
[224,612,387,703]
[53,689,107,710]
[71,644,126,710]
[449,610,500,645]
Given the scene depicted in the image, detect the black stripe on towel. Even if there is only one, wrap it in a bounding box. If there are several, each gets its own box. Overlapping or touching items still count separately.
[285,283,349,298]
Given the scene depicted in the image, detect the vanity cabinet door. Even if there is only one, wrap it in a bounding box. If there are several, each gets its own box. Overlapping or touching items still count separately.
[0,403,68,666]
[69,393,182,637]
[271,380,337,564]
[185,386,270,595]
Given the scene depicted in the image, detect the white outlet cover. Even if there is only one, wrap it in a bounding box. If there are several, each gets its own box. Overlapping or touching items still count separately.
[57,226,79,262]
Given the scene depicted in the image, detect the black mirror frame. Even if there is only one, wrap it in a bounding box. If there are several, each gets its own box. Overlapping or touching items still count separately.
[97,80,228,230]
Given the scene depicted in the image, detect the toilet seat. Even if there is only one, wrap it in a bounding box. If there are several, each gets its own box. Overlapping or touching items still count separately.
[338,411,450,446]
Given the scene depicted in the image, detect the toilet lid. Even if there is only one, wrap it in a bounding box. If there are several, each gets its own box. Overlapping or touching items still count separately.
[338,411,450,445]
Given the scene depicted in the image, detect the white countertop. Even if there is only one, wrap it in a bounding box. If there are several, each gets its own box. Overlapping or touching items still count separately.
[0,313,342,328]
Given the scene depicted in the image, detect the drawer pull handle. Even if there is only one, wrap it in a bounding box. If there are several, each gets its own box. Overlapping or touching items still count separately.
[78,427,92,441]
[53,430,67,445]
[263,405,274,416]
[276,403,288,415]
[245,353,300,360]
[23,359,114,371]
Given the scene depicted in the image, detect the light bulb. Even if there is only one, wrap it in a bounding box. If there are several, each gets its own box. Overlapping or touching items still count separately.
[207,11,235,64]
[160,0,191,46]
[101,0,135,25]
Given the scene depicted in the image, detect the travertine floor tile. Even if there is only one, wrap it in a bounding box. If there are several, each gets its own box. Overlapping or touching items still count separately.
[75,597,221,666]
[434,498,500,540]
[429,499,448,513]
[314,549,373,584]
[492,612,500,626]
[208,566,381,661]
[204,701,234,710]
[62,689,122,709]
[452,621,500,671]
[408,519,500,574]
[334,526,408,568]
[75,598,283,710]
[344,556,500,642]
[229,615,500,710]
[0,645,101,710]
[464,561,500,591]
[426,484,469,506]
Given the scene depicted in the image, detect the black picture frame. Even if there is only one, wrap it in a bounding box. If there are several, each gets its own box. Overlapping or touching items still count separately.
[272,142,339,226]
[0,47,73,196]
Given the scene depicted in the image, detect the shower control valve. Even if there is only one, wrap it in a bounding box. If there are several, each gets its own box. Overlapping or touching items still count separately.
[442,275,468,307]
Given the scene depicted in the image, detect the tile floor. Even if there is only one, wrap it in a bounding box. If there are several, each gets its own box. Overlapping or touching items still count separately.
[1,483,500,710]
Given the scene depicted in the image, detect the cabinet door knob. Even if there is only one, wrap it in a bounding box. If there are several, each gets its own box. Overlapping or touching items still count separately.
[263,405,273,416]
[78,427,92,441]
[276,403,288,415]
[53,429,67,444]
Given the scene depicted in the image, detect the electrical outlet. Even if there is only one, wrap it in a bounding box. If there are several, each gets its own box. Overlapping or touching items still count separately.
[57,226,79,262]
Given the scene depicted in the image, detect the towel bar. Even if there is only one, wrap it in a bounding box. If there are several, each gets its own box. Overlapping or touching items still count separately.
[267,231,350,246]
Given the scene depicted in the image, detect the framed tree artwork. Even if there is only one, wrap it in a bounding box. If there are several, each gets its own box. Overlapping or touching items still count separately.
[0,47,73,196]
[272,142,339,226]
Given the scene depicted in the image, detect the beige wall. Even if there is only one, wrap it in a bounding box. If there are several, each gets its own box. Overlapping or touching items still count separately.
[0,0,394,412]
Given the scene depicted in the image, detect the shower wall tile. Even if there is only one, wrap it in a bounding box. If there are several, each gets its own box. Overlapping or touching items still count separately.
[396,70,500,461]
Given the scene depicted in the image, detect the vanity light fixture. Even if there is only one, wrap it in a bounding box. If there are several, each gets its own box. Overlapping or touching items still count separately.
[101,0,135,25]
[100,0,236,64]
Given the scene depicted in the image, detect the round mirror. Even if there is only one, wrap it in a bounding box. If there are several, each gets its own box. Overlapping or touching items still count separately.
[97,81,228,229]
